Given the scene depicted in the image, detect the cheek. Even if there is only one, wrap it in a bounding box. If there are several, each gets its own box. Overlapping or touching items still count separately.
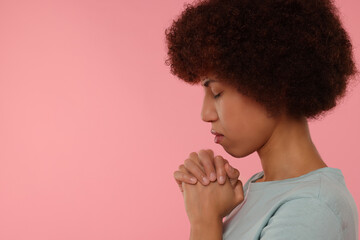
[222,100,275,156]
[228,121,272,158]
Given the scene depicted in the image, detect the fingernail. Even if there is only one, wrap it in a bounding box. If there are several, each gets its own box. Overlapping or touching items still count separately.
[219,176,225,184]
[190,177,197,183]
[203,176,209,184]
[210,172,216,181]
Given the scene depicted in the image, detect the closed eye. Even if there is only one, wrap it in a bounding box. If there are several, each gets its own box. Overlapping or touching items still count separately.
[214,92,222,99]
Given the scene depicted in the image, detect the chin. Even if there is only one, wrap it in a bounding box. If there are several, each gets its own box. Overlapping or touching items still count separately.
[224,145,255,158]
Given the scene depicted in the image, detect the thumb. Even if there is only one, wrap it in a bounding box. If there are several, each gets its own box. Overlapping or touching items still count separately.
[233,180,244,205]
[229,177,238,188]
[225,163,240,187]
[225,163,240,180]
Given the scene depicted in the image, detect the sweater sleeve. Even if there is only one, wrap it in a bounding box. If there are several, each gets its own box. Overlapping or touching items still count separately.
[260,197,343,240]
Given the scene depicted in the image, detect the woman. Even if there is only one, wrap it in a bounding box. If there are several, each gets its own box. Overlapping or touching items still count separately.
[165,0,359,239]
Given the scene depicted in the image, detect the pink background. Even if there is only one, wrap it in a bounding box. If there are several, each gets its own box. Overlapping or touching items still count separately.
[0,0,359,239]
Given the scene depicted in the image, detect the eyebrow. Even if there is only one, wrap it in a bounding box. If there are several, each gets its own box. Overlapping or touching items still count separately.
[201,79,217,87]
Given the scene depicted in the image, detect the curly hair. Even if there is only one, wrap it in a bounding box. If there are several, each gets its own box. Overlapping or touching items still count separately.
[164,0,359,120]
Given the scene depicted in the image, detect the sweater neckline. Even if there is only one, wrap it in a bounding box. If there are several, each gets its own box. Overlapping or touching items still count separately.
[248,167,343,191]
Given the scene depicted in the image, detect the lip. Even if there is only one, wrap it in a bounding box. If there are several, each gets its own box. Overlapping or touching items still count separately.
[211,129,223,136]
[214,135,224,144]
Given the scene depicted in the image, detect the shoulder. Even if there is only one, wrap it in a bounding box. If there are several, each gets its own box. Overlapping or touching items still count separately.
[317,171,359,238]
[259,171,358,240]
[260,197,343,240]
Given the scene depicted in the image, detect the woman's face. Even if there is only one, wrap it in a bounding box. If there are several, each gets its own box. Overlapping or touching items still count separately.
[201,75,279,158]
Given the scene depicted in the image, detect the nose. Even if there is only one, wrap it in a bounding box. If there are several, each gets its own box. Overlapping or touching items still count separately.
[200,96,218,122]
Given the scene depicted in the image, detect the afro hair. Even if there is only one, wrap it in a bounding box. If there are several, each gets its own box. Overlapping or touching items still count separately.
[164,0,359,120]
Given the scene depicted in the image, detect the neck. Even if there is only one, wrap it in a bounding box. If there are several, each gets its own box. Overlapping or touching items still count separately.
[256,114,327,182]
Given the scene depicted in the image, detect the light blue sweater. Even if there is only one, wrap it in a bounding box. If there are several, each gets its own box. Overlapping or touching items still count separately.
[223,167,358,239]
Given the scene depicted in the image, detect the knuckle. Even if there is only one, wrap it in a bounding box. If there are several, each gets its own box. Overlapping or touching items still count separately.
[184,158,192,167]
[173,171,181,180]
[214,155,224,163]
[179,165,186,171]
[199,149,212,159]
[198,149,207,155]
[189,152,198,158]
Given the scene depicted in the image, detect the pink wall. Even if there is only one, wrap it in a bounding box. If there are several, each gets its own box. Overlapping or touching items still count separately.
[0,0,359,239]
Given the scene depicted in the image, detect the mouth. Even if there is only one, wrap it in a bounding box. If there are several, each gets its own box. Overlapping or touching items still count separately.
[214,134,224,144]
[211,129,223,136]
[211,129,224,143]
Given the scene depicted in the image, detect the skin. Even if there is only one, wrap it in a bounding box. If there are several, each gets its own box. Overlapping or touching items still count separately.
[199,73,327,182]
[174,72,328,239]
[183,176,243,240]
[174,150,240,191]
[175,72,327,185]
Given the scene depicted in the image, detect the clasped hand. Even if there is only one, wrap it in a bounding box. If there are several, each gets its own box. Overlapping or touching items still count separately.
[173,149,244,225]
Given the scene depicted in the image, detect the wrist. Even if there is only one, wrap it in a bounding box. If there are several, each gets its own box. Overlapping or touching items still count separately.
[190,217,223,240]
[190,215,223,227]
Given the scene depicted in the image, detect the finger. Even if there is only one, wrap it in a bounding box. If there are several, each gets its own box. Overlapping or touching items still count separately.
[174,171,186,192]
[174,167,197,186]
[223,162,240,187]
[184,157,210,185]
[214,155,227,184]
[198,149,217,182]
[178,165,198,184]
[174,166,197,192]
[230,177,238,188]
[189,152,206,172]
[174,171,184,192]
[225,162,240,180]
[233,180,244,205]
